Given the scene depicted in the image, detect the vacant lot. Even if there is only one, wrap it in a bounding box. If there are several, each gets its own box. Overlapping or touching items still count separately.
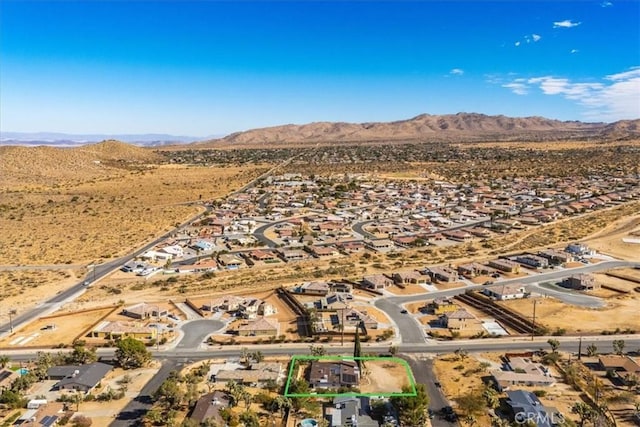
[0,306,115,348]
[360,359,412,394]
[1,149,269,265]
[0,269,81,325]
[502,294,640,333]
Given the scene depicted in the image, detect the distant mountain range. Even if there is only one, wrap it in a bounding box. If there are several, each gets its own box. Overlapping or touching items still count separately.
[0,132,214,147]
[4,113,639,148]
[200,113,640,147]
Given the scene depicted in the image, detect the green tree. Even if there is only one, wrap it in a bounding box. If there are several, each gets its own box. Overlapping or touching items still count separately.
[571,402,595,427]
[67,343,98,365]
[612,339,625,355]
[390,383,430,427]
[0,389,26,408]
[586,343,598,357]
[144,408,164,426]
[115,337,151,369]
[455,390,485,418]
[71,415,93,427]
[309,344,326,356]
[547,338,560,353]
[154,376,184,409]
[289,379,312,413]
[239,410,259,427]
[224,380,245,408]
[482,386,499,409]
[250,351,264,363]
[0,355,10,368]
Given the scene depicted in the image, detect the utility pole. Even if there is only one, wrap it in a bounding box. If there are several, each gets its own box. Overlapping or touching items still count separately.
[578,336,583,360]
[341,308,345,347]
[9,309,17,333]
[531,300,536,341]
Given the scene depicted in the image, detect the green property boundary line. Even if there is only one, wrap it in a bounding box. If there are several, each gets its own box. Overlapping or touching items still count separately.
[284,355,417,398]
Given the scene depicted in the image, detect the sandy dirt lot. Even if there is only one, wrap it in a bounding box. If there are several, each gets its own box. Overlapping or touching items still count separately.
[433,353,492,426]
[0,307,115,348]
[593,273,640,293]
[360,360,411,394]
[0,268,82,325]
[0,161,269,265]
[434,281,466,290]
[501,294,640,333]
[583,212,640,261]
[387,283,429,295]
[79,364,161,427]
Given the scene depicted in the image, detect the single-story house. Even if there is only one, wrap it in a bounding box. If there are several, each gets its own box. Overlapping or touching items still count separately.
[325,396,378,427]
[505,390,563,427]
[0,368,18,391]
[488,259,521,273]
[213,363,283,386]
[515,255,549,269]
[122,302,168,320]
[47,362,112,392]
[362,274,392,290]
[91,321,158,340]
[483,284,527,301]
[237,317,279,337]
[425,266,458,283]
[309,360,360,389]
[189,391,230,426]
[392,271,429,285]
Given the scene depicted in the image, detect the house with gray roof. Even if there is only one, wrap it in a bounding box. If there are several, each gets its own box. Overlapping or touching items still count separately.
[505,390,563,427]
[47,362,112,393]
[325,396,378,427]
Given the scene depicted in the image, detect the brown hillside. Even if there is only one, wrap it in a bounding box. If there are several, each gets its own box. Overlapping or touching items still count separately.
[197,113,639,147]
[0,140,161,186]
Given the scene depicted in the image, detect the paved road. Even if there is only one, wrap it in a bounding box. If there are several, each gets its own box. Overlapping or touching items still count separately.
[176,319,226,349]
[375,298,426,344]
[0,207,210,336]
[528,282,606,308]
[403,355,458,427]
[109,359,178,427]
[377,260,638,347]
[351,219,377,240]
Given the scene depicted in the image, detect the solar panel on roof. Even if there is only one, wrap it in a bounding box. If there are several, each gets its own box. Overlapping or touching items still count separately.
[0,371,12,382]
[41,415,59,427]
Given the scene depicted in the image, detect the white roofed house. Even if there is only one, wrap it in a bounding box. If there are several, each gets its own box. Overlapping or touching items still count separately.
[392,270,430,286]
[483,284,528,301]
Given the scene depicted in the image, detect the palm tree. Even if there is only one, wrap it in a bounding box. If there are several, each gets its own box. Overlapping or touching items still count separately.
[482,386,499,409]
[0,355,10,368]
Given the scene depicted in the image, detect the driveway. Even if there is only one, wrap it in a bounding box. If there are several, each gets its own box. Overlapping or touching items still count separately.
[402,355,459,427]
[177,319,226,349]
[528,282,606,308]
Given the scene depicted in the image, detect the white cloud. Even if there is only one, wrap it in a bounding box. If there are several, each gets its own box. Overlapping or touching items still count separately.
[515,41,521,47]
[553,19,581,28]
[450,68,464,76]
[600,1,612,7]
[497,67,640,121]
[570,49,579,54]
[532,34,542,42]
[502,82,529,95]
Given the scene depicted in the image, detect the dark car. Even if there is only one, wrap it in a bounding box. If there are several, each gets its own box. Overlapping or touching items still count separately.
[434,382,442,388]
[400,309,408,314]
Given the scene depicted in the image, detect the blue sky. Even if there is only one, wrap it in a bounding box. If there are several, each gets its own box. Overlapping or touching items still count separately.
[1,1,639,136]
